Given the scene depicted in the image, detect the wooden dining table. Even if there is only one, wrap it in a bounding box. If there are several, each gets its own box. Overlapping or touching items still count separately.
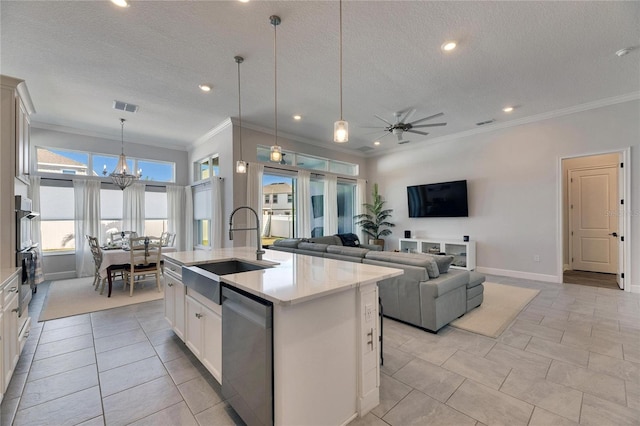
[100,246,176,297]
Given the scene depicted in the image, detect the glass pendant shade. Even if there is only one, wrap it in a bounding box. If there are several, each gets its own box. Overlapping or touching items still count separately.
[110,118,139,190]
[270,145,282,162]
[236,160,247,174]
[334,120,349,143]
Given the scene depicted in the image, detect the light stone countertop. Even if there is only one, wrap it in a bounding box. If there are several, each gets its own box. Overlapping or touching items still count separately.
[164,247,403,305]
[0,267,21,288]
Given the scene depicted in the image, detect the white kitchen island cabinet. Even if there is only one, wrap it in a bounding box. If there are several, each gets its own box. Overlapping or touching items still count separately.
[163,248,403,426]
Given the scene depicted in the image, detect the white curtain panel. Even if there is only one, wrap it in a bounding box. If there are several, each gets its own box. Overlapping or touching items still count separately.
[323,175,338,236]
[123,182,145,236]
[245,163,264,247]
[184,186,194,251]
[28,175,42,255]
[355,179,367,243]
[73,179,101,277]
[210,176,223,249]
[167,185,185,250]
[296,170,312,237]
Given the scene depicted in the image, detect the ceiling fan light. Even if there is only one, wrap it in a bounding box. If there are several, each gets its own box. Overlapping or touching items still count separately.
[236,160,247,174]
[334,120,349,143]
[270,145,282,162]
[110,0,129,8]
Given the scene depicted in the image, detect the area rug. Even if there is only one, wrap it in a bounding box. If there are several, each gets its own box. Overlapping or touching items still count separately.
[449,282,540,338]
[39,276,164,322]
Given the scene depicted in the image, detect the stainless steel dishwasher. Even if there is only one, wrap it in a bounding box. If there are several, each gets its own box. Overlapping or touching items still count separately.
[222,285,273,426]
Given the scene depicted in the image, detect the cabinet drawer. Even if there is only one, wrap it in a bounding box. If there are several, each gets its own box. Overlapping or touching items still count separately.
[3,276,19,306]
[164,260,182,280]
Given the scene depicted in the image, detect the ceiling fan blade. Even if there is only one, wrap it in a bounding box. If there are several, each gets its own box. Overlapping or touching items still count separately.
[409,112,444,125]
[407,130,429,136]
[373,132,393,140]
[374,115,393,126]
[399,108,415,124]
[411,122,447,128]
[360,126,386,129]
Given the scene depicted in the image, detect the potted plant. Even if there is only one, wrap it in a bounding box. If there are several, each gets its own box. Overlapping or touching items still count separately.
[354,183,395,250]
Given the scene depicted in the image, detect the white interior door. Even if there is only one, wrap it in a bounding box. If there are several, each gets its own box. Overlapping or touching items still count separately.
[570,167,618,274]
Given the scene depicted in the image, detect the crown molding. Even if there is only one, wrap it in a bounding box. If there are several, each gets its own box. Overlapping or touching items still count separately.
[371,92,640,157]
[30,121,189,151]
[190,118,233,150]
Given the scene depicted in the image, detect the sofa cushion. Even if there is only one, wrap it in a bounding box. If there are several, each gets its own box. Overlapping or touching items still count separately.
[308,235,342,246]
[326,245,369,258]
[420,269,470,298]
[425,254,455,274]
[335,233,360,247]
[363,259,428,283]
[297,242,329,253]
[365,251,437,270]
[468,271,486,288]
[273,238,302,248]
[424,257,440,278]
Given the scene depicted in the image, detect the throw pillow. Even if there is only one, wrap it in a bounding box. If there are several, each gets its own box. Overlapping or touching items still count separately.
[336,233,360,247]
[426,254,455,273]
[424,257,440,278]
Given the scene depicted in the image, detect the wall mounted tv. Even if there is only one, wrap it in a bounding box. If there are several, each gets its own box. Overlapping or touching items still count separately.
[407,180,469,218]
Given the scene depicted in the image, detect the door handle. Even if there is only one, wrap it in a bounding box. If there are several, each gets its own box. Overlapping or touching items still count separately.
[609,232,618,237]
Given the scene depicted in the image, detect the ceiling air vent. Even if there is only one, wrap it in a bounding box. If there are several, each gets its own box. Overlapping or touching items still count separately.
[476,119,495,126]
[113,100,139,113]
[356,146,374,152]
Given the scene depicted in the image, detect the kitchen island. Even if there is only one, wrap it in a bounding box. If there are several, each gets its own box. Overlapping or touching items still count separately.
[163,247,403,426]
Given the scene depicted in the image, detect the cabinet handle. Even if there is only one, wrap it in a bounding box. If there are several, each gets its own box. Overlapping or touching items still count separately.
[367,328,374,350]
[12,308,19,313]
[10,287,17,292]
[167,282,174,287]
[195,313,203,319]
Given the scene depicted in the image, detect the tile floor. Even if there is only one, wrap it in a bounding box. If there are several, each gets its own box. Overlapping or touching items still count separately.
[1,275,639,425]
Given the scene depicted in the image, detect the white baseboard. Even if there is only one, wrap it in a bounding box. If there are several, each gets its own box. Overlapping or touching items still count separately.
[44,271,76,281]
[476,267,560,283]
[630,284,640,294]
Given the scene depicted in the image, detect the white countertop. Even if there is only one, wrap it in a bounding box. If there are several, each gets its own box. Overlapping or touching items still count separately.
[164,247,403,305]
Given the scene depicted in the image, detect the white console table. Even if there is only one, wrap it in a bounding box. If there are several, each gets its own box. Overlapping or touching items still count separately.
[398,238,476,271]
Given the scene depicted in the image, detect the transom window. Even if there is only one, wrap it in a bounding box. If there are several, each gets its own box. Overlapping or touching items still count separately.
[195,155,219,181]
[256,146,358,176]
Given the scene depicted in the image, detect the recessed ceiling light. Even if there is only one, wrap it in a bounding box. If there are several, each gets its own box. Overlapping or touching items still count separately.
[441,41,457,52]
[374,141,381,146]
[110,0,129,7]
[502,106,514,113]
[238,0,250,3]
[293,115,302,121]
[615,47,634,57]
[199,84,212,92]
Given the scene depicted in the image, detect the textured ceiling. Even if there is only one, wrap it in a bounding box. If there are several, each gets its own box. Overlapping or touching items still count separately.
[1,1,638,155]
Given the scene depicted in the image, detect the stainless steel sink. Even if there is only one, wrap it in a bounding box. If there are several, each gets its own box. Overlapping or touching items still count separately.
[196,260,269,276]
[182,260,271,304]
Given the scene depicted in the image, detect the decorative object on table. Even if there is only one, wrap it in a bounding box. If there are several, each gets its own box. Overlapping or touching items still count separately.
[354,183,395,250]
[404,230,411,238]
[106,118,141,190]
[463,235,469,242]
[235,55,247,174]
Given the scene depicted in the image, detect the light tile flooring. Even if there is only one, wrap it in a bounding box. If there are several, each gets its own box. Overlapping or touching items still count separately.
[2,275,640,425]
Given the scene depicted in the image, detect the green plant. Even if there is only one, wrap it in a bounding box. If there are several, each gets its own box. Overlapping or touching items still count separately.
[354,183,395,240]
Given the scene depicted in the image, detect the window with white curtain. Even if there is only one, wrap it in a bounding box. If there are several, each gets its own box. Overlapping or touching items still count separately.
[337,180,356,234]
[100,188,123,243]
[40,185,76,252]
[310,179,324,237]
[145,190,168,238]
[193,183,212,247]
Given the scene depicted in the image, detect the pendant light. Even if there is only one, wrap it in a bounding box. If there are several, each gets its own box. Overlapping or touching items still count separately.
[235,55,247,174]
[333,0,348,143]
[110,118,139,190]
[269,15,283,163]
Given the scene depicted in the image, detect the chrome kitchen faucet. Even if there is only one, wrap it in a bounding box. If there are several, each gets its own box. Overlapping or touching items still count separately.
[229,206,265,261]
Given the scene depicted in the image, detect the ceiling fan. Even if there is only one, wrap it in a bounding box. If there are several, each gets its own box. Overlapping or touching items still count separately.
[365,109,447,144]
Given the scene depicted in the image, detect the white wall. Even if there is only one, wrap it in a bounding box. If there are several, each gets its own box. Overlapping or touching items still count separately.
[366,100,640,288]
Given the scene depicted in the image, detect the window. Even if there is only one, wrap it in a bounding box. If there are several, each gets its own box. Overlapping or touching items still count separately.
[100,188,124,244]
[40,185,75,252]
[264,194,271,204]
[262,173,295,240]
[193,184,212,247]
[337,181,356,234]
[37,146,176,183]
[195,155,219,181]
[145,190,168,238]
[256,145,359,176]
[310,179,324,237]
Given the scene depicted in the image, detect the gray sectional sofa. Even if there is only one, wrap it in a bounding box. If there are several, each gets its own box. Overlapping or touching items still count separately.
[270,236,485,332]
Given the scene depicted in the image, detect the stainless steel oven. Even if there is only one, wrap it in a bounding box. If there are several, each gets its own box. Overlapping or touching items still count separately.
[15,195,38,329]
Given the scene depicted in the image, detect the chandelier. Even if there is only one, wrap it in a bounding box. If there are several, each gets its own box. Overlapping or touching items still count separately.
[108,118,140,190]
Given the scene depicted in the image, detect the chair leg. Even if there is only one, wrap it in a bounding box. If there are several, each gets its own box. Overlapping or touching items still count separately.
[130,271,135,297]
[155,272,161,292]
[99,277,107,295]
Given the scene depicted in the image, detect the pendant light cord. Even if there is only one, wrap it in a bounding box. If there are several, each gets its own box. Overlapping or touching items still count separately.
[339,0,343,121]
[273,18,278,145]
[235,56,243,159]
[120,118,125,155]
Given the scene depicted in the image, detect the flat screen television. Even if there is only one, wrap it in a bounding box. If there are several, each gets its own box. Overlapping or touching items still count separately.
[407,180,468,217]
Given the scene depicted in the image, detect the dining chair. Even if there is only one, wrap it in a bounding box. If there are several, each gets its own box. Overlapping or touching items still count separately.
[87,235,102,289]
[124,236,162,297]
[109,230,138,247]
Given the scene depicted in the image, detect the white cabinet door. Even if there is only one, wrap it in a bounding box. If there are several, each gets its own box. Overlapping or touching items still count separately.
[2,292,18,392]
[0,309,4,403]
[185,296,203,359]
[202,305,222,383]
[164,276,186,341]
